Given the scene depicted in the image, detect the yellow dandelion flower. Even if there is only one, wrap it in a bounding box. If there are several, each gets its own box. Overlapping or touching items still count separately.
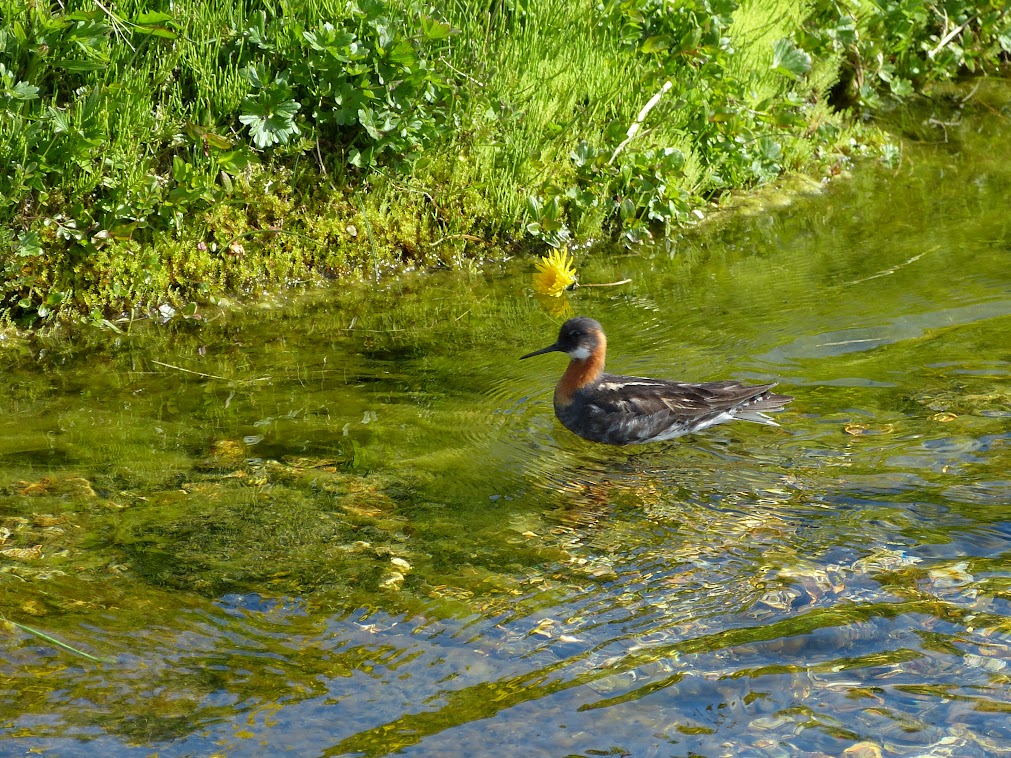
[532,247,577,297]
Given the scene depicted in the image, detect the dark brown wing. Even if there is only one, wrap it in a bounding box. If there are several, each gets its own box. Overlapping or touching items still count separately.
[559,374,788,445]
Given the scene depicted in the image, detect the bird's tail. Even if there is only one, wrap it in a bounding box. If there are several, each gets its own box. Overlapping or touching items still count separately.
[736,388,792,426]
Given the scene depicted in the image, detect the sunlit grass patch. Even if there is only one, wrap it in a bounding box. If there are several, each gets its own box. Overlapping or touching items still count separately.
[0,0,1006,323]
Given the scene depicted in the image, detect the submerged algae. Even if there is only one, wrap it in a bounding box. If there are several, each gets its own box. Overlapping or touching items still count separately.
[1,81,1010,756]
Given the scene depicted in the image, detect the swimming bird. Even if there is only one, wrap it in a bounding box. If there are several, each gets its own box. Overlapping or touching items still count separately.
[521,317,792,445]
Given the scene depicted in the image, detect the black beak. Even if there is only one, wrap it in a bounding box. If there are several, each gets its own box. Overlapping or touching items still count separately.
[520,342,562,360]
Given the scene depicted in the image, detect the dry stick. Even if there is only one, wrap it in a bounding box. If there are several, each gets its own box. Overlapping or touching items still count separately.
[334,326,405,332]
[151,360,272,383]
[574,279,632,288]
[223,227,324,250]
[374,168,443,217]
[315,138,327,176]
[609,80,673,165]
[926,117,954,142]
[845,249,934,287]
[356,196,379,282]
[817,338,885,347]
[92,0,136,52]
[928,12,980,58]
[960,81,981,104]
[431,233,485,246]
[438,56,485,88]
[931,4,950,39]
[150,359,230,381]
[7,619,112,663]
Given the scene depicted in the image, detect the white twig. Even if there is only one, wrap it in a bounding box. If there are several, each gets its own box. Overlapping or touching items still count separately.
[151,360,229,381]
[928,12,979,58]
[93,0,136,52]
[438,56,485,88]
[844,250,932,286]
[608,80,673,165]
[574,279,632,288]
[960,81,981,104]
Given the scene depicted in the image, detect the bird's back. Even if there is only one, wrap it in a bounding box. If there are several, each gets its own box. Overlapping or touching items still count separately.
[555,372,791,445]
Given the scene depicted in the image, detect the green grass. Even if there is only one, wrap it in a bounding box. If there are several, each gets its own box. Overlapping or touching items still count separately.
[0,0,1007,324]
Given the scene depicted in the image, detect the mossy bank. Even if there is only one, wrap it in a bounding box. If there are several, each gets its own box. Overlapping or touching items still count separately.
[1,0,1008,325]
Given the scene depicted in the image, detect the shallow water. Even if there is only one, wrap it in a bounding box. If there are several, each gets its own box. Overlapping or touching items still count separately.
[2,85,1011,756]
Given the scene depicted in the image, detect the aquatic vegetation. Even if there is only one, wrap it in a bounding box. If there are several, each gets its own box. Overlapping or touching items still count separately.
[1,102,1011,753]
[532,248,578,297]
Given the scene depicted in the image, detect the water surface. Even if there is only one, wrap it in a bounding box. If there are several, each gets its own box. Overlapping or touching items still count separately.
[2,84,1011,756]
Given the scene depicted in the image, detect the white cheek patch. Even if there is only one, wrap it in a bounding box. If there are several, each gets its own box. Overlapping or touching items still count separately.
[569,346,591,360]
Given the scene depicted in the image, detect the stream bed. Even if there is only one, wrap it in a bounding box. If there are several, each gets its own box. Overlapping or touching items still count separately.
[2,85,1011,757]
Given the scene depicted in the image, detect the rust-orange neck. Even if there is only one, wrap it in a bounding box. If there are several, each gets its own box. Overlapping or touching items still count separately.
[554,335,606,406]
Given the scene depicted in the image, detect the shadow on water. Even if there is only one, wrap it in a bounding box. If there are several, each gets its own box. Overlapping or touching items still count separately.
[2,82,1011,756]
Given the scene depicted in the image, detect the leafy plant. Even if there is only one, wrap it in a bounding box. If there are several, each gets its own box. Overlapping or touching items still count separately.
[603,0,738,65]
[526,194,571,247]
[802,0,1011,110]
[228,0,457,168]
[771,38,813,80]
[521,0,821,244]
[239,67,301,148]
[1,0,1007,323]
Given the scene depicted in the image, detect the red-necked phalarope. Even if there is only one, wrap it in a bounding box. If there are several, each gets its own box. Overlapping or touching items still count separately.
[521,317,792,445]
